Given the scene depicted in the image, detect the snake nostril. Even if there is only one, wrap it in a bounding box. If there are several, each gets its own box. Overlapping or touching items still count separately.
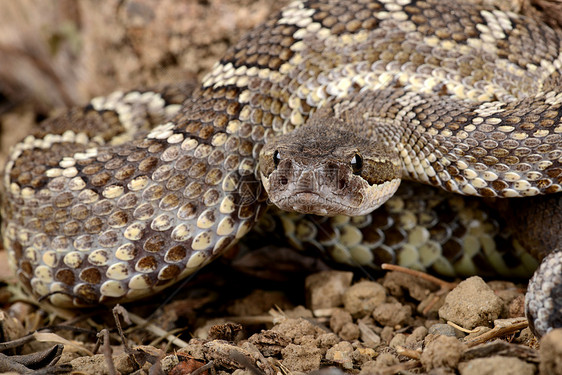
[279,176,288,185]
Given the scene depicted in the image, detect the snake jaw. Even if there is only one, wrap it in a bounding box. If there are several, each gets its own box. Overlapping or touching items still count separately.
[260,151,402,216]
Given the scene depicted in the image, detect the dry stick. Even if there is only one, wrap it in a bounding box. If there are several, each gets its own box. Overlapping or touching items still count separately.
[395,345,421,360]
[381,263,457,290]
[97,329,118,375]
[465,320,529,347]
[191,361,215,375]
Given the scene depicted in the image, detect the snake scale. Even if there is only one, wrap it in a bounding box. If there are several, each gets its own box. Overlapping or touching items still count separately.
[2,0,561,337]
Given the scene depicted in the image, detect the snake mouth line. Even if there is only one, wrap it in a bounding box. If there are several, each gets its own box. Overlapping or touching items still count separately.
[274,191,358,216]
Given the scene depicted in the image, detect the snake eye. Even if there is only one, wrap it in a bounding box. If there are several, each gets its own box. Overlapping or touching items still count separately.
[273,150,281,168]
[351,153,363,175]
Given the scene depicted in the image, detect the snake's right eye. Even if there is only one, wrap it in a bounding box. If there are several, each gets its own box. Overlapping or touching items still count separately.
[273,150,281,168]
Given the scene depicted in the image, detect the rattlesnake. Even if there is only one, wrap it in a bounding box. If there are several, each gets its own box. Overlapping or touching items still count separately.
[2,0,561,338]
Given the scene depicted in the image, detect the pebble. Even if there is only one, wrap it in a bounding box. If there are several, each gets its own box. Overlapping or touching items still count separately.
[420,335,466,370]
[459,356,536,375]
[405,326,428,348]
[539,328,562,375]
[438,277,503,329]
[326,341,354,370]
[372,301,412,326]
[305,271,353,310]
[428,323,459,338]
[329,308,353,334]
[342,280,386,317]
[280,343,322,373]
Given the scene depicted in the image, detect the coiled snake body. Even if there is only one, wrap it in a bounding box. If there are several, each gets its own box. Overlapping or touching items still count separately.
[2,0,561,337]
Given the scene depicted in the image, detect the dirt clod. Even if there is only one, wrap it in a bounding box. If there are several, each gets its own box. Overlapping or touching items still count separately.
[438,277,503,330]
[281,343,323,372]
[306,271,353,310]
[372,302,412,327]
[458,356,536,375]
[420,335,467,370]
[342,280,386,317]
[539,328,562,375]
[326,341,355,370]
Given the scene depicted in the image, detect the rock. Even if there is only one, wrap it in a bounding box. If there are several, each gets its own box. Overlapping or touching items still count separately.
[316,333,340,350]
[438,277,503,330]
[325,341,354,370]
[405,326,428,348]
[428,323,458,337]
[342,280,386,317]
[352,347,376,365]
[389,333,406,349]
[372,302,412,327]
[358,320,382,348]
[539,328,562,375]
[339,322,360,341]
[305,271,353,310]
[459,356,536,375]
[280,343,322,373]
[375,353,399,367]
[271,318,324,341]
[329,308,353,334]
[420,335,466,370]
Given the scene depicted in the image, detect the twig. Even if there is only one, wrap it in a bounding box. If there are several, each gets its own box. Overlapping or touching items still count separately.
[447,321,480,334]
[465,319,528,347]
[97,329,118,375]
[381,263,457,289]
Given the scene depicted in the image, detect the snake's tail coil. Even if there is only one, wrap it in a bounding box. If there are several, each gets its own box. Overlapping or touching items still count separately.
[526,250,562,338]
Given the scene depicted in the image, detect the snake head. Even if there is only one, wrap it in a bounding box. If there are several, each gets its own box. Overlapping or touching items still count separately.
[259,108,402,216]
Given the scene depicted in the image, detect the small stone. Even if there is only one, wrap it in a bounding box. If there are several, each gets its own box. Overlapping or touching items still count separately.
[248,330,291,356]
[330,308,353,334]
[420,335,466,370]
[280,343,322,373]
[358,320,382,348]
[507,295,525,318]
[306,271,353,310]
[352,347,376,365]
[380,326,394,343]
[405,326,428,348]
[312,333,336,351]
[539,328,562,375]
[359,360,378,375]
[342,280,386,317]
[375,352,399,367]
[389,333,406,349]
[428,323,458,338]
[326,341,354,370]
[272,318,324,341]
[438,277,503,330]
[459,356,536,375]
[339,322,360,341]
[372,302,412,327]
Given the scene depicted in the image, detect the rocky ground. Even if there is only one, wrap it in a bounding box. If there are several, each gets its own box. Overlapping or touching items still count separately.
[1,1,562,374]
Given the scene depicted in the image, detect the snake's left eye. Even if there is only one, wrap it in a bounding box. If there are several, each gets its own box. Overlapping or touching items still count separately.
[351,153,363,175]
[273,150,281,168]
